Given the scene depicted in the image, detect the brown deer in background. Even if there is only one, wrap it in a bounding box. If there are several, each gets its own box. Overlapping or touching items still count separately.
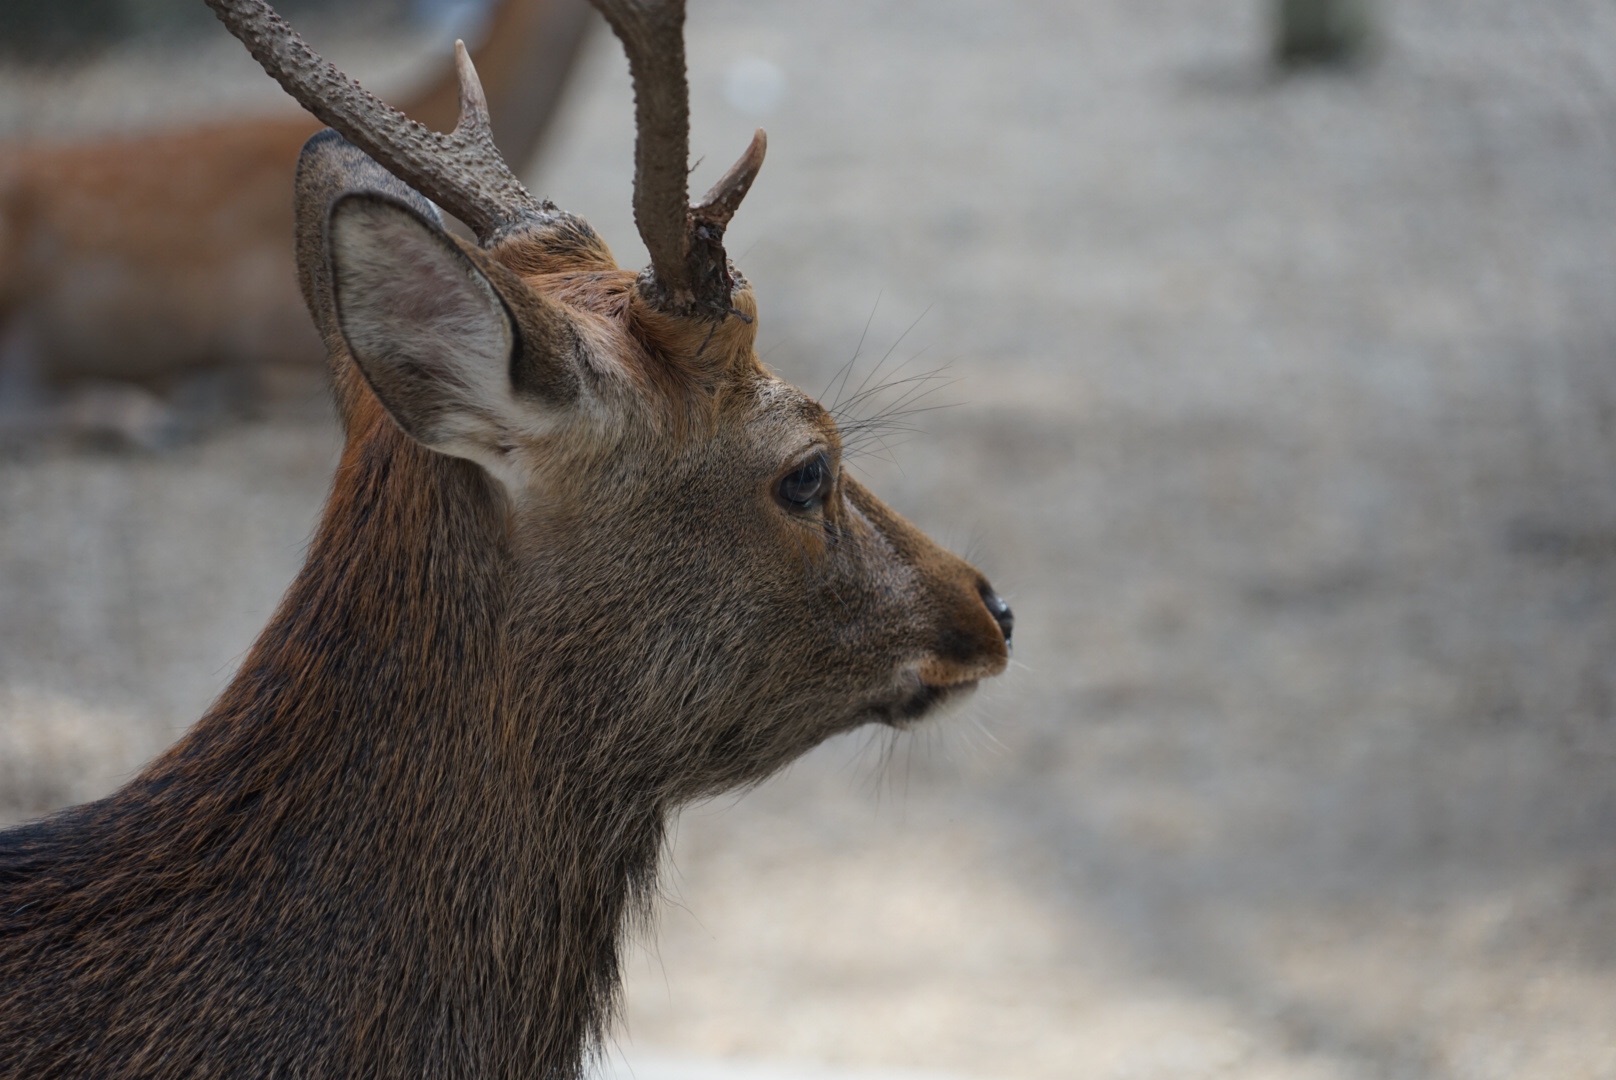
[0,0,592,441]
[0,0,1014,1076]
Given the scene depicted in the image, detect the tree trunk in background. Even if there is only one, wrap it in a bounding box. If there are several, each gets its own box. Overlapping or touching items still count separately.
[1274,0,1374,67]
[0,0,128,60]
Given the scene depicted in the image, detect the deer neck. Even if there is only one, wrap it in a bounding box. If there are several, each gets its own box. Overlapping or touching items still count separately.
[116,416,662,1077]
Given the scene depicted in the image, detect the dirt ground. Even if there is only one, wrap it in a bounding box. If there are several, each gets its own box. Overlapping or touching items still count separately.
[4,1,1616,1077]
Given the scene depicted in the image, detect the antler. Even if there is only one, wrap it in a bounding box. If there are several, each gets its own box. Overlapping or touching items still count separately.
[590,0,766,317]
[207,0,763,318]
[203,0,553,243]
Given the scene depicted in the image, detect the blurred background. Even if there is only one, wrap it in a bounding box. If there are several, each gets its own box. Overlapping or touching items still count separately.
[3,1,1615,1077]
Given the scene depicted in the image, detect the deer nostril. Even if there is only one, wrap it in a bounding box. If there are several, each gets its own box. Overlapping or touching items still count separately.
[979,585,1014,646]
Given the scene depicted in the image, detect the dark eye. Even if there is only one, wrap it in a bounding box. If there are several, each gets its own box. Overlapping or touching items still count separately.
[776,453,831,512]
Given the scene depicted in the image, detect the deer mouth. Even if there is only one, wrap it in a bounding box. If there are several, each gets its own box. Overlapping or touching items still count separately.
[866,679,979,728]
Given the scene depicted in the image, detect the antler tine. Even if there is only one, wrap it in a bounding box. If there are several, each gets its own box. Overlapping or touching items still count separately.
[590,0,767,317]
[694,128,767,229]
[452,39,493,135]
[205,0,552,244]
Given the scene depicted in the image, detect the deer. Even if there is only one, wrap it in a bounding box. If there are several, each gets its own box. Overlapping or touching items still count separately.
[0,0,593,442]
[0,0,1014,1076]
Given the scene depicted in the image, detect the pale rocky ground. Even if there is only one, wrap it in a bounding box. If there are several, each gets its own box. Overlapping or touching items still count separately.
[4,1,1616,1078]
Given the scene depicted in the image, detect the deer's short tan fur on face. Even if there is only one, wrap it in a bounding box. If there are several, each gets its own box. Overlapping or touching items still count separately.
[0,3,1011,1077]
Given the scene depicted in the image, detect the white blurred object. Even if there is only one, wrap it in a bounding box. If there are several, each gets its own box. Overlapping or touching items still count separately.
[412,0,494,36]
[723,56,787,116]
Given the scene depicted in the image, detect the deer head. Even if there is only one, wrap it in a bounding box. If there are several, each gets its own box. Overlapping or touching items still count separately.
[204,0,1013,801]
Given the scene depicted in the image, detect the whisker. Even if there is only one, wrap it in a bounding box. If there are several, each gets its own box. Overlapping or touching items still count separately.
[822,290,883,407]
[839,304,932,416]
[832,364,951,420]
[967,714,1007,755]
[870,304,934,387]
[837,376,962,435]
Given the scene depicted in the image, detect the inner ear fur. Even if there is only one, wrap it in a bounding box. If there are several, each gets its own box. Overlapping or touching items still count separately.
[327,192,583,460]
[481,247,589,408]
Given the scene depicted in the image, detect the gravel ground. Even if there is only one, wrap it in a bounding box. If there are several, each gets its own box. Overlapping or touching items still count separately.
[4,2,1616,1077]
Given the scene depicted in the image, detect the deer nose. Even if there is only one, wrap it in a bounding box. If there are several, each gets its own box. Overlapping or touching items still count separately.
[980,584,1013,647]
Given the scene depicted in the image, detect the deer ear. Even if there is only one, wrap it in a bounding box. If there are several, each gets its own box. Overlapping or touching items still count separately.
[328,192,557,468]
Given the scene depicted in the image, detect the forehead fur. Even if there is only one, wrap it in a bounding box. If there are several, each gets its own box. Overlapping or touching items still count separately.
[751,376,828,425]
[740,375,838,449]
[486,228,764,430]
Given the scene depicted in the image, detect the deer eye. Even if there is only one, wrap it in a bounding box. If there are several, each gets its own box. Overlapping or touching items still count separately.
[776,452,831,512]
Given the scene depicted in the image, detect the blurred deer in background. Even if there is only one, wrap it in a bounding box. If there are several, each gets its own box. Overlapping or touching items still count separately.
[0,0,592,444]
[0,0,1014,1076]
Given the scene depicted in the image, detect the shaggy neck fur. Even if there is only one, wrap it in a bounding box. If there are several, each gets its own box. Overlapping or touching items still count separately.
[0,408,664,1080]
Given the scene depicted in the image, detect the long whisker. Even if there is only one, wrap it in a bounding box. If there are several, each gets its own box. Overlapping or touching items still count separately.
[856,303,934,402]
[822,290,883,407]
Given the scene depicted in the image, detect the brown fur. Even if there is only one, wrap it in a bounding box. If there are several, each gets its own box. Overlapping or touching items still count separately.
[0,124,1010,1080]
[0,0,593,388]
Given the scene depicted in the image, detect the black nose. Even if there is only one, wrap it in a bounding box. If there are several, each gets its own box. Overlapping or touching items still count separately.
[980,585,1013,646]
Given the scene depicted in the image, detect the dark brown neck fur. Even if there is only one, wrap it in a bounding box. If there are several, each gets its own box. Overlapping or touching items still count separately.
[0,406,664,1080]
